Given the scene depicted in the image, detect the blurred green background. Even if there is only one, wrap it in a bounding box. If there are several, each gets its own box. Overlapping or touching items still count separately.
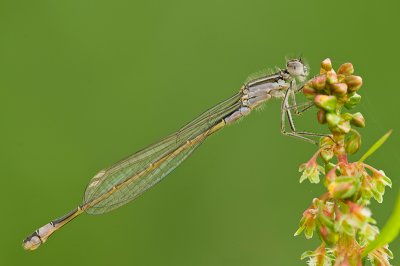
[1,0,399,265]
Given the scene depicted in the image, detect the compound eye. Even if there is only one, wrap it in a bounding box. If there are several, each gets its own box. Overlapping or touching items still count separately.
[287,61,304,76]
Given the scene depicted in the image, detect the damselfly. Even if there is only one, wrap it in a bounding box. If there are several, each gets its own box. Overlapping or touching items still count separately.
[23,58,318,250]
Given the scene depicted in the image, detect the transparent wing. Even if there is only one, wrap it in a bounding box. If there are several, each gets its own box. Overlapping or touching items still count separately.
[83,92,243,214]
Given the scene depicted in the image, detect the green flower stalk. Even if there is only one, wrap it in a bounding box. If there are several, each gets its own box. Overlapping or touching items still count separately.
[295,59,393,266]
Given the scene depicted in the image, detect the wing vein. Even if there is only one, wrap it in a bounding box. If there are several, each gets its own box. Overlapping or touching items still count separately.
[83,92,243,214]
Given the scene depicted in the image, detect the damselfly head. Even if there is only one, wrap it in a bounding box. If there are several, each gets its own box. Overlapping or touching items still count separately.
[286,59,309,82]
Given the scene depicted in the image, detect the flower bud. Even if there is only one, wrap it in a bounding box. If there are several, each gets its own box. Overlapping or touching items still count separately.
[342,112,353,121]
[324,164,337,188]
[351,112,366,128]
[340,202,374,236]
[326,113,341,127]
[314,95,337,112]
[325,165,338,184]
[337,74,346,83]
[311,75,327,90]
[345,75,363,92]
[345,131,362,154]
[320,149,334,162]
[326,70,338,84]
[326,114,351,133]
[344,92,361,109]
[319,136,334,147]
[348,201,371,222]
[303,84,317,100]
[330,83,348,95]
[328,176,360,199]
[337,63,354,75]
[340,220,356,236]
[318,225,339,245]
[320,58,332,73]
[317,109,326,124]
[337,120,351,134]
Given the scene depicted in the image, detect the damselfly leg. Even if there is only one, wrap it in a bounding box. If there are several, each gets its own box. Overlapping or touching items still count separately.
[280,81,332,145]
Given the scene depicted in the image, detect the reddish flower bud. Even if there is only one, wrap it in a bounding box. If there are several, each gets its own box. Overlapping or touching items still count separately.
[317,109,327,124]
[336,202,372,237]
[303,84,317,100]
[330,83,348,96]
[351,112,366,128]
[337,63,354,75]
[345,75,363,92]
[318,225,339,245]
[326,70,338,84]
[348,201,371,223]
[328,176,360,199]
[311,75,327,90]
[325,165,338,184]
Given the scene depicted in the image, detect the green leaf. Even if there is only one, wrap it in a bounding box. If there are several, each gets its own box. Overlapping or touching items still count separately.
[359,130,392,162]
[362,191,400,257]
